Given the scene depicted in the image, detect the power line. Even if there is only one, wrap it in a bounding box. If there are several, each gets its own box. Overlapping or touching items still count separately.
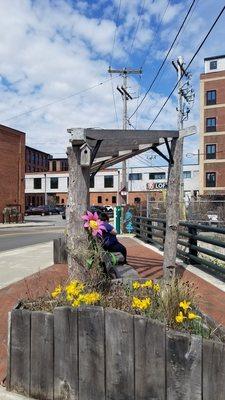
[126,0,146,62]
[1,76,117,123]
[109,0,122,67]
[128,0,197,121]
[140,0,170,69]
[148,4,225,129]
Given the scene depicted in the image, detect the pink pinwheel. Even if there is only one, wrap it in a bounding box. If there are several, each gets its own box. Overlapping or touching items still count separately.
[82,211,106,236]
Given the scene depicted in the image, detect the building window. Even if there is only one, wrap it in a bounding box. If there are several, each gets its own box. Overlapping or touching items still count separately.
[33,178,42,189]
[129,173,142,180]
[206,90,216,105]
[206,144,216,159]
[50,177,58,189]
[61,160,68,171]
[183,171,191,179]
[206,117,216,132]
[134,197,141,203]
[52,160,57,171]
[104,175,114,188]
[97,196,102,204]
[206,172,216,187]
[112,196,117,204]
[149,172,166,180]
[209,60,217,70]
[90,175,95,188]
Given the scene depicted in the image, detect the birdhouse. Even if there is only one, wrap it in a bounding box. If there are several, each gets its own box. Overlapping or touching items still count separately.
[80,143,91,167]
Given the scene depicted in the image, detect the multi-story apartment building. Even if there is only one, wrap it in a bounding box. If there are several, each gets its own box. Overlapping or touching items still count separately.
[199,55,225,197]
[25,164,199,207]
[0,124,25,221]
[25,146,52,172]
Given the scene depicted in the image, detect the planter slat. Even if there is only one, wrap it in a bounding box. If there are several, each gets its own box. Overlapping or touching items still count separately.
[8,309,31,396]
[203,339,225,400]
[105,308,134,400]
[54,307,78,400]
[78,306,105,400]
[134,316,166,400]
[166,331,202,400]
[30,312,54,400]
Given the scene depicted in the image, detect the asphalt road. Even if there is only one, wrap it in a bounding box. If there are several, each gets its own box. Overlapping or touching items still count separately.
[0,215,66,252]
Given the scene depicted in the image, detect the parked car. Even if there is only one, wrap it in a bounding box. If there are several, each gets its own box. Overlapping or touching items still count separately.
[25,205,60,216]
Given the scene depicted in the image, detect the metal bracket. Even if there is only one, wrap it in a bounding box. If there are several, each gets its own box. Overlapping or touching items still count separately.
[151,145,170,164]
[90,140,103,166]
[90,161,105,178]
[164,138,174,165]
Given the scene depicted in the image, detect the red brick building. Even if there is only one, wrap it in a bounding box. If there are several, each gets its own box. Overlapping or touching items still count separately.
[200,55,225,197]
[0,125,25,222]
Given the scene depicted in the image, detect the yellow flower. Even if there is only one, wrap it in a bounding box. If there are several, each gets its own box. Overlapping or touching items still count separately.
[188,312,201,320]
[142,280,153,288]
[132,296,151,310]
[133,281,141,290]
[153,283,160,292]
[83,292,101,305]
[66,280,84,298]
[179,300,191,312]
[51,285,62,299]
[175,311,186,323]
[72,298,81,308]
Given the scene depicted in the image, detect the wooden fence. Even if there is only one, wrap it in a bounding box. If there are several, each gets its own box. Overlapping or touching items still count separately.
[7,306,225,400]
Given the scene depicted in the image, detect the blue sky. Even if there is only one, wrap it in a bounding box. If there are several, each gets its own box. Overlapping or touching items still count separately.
[0,0,224,166]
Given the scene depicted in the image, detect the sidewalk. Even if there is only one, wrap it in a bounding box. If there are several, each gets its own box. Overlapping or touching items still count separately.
[0,222,55,229]
[1,236,225,386]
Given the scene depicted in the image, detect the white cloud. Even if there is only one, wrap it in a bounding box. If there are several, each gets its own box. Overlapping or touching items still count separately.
[0,0,224,164]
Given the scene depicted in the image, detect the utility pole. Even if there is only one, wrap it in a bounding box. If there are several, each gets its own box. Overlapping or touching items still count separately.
[108,67,142,205]
[163,57,195,278]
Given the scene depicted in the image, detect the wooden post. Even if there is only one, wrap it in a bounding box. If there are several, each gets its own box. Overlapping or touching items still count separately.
[67,145,90,279]
[163,137,182,278]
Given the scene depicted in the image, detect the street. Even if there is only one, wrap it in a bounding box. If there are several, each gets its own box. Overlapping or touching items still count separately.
[0,215,66,252]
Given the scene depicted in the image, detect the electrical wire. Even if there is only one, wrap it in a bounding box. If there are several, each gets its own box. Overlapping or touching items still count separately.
[126,0,146,62]
[148,4,225,129]
[110,73,120,128]
[140,0,170,69]
[1,76,118,123]
[128,0,197,121]
[109,0,122,67]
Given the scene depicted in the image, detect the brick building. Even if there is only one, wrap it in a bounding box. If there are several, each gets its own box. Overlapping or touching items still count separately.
[199,55,225,197]
[0,124,25,222]
[25,146,52,172]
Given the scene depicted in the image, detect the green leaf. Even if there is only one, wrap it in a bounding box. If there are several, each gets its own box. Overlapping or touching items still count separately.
[86,258,94,269]
[109,252,117,266]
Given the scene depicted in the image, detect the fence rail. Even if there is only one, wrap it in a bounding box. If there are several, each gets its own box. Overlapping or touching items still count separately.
[7,306,225,400]
[133,216,225,280]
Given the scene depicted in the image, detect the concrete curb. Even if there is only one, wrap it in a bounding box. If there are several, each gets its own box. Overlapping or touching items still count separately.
[0,386,35,400]
[0,223,55,230]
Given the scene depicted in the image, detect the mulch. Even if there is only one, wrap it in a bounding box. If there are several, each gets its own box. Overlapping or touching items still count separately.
[0,237,225,384]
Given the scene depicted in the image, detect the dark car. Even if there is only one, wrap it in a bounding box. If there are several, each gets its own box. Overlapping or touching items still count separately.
[25,205,60,216]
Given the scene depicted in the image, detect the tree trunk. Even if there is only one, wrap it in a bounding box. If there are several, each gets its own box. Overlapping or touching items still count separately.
[67,145,90,279]
[163,137,183,278]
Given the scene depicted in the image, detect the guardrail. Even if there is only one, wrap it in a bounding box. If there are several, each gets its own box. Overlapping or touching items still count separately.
[133,216,225,280]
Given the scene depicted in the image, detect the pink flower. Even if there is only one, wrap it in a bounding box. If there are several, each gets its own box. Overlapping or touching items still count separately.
[82,211,106,236]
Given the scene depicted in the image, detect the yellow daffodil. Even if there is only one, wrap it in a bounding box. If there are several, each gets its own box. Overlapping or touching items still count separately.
[188,312,201,320]
[153,283,160,292]
[51,285,62,299]
[142,280,153,288]
[132,296,151,311]
[66,280,84,298]
[83,292,101,304]
[179,300,191,312]
[175,311,186,323]
[132,281,141,290]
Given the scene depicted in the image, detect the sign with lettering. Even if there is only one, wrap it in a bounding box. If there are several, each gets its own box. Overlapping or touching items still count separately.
[146,182,167,190]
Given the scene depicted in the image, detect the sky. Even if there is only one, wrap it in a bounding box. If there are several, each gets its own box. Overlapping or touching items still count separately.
[0,0,224,167]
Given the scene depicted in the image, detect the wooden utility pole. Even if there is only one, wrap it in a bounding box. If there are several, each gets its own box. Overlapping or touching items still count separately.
[108,67,142,204]
[67,138,90,279]
[163,57,185,278]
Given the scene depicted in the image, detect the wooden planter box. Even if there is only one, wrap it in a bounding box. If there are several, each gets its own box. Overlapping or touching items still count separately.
[7,306,225,400]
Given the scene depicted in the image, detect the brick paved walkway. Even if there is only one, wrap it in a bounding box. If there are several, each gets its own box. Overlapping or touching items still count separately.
[0,237,225,384]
